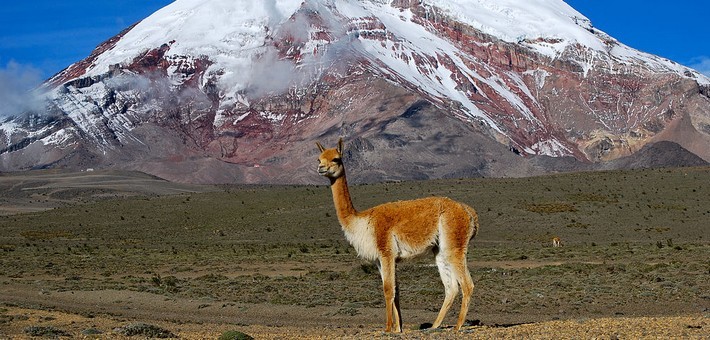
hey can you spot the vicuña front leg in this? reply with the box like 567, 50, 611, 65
379, 256, 402, 332
394, 279, 402, 332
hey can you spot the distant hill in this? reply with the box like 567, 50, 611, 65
604, 141, 709, 170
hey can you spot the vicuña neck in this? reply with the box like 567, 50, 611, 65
330, 173, 357, 225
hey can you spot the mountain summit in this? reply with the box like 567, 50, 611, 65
2, 0, 709, 183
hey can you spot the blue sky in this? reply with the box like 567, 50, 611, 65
1, 0, 708, 88
566, 0, 709, 74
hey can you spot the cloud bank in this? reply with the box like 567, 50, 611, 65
0, 61, 46, 117
241, 0, 353, 99
688, 56, 710, 77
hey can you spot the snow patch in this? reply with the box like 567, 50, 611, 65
531, 138, 571, 157
0, 119, 20, 145
260, 111, 285, 123
41, 128, 76, 147
523, 69, 550, 90
235, 112, 251, 123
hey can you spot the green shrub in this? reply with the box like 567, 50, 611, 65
219, 330, 254, 340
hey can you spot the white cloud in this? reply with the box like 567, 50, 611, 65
0, 60, 46, 117
688, 56, 710, 77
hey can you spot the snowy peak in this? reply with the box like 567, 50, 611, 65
73, 0, 707, 83
87, 0, 294, 73
415, 0, 603, 52
65, 0, 709, 101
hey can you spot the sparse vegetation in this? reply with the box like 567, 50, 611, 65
24, 325, 70, 337
0, 167, 708, 337
219, 330, 254, 340
113, 323, 176, 338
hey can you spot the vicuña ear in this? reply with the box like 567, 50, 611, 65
316, 141, 325, 152
337, 138, 344, 154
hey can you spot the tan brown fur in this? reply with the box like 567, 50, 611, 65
552, 236, 562, 247
316, 138, 479, 332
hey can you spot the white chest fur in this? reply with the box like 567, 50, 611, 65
343, 217, 379, 261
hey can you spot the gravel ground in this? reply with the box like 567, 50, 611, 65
1, 306, 707, 339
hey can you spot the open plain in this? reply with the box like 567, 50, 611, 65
0, 168, 708, 338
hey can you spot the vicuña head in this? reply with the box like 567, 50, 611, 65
316, 138, 480, 333
316, 138, 345, 180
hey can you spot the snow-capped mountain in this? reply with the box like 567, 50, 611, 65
1, 0, 709, 183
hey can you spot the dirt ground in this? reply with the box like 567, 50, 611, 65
1, 288, 707, 339
1, 168, 709, 338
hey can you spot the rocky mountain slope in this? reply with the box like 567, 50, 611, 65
1, 0, 708, 183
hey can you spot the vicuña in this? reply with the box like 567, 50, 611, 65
552, 236, 562, 247
316, 138, 480, 332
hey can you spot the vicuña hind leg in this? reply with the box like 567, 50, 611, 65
453, 259, 474, 330
432, 253, 458, 329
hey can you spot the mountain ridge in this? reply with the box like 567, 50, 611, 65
1, 0, 708, 183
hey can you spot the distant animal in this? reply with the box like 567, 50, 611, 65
316, 138, 480, 332
552, 236, 562, 247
